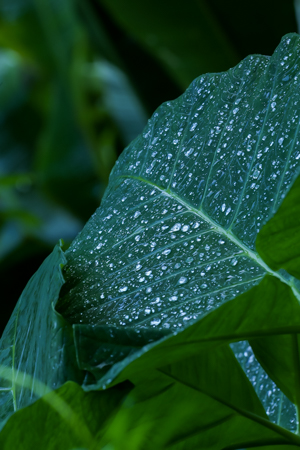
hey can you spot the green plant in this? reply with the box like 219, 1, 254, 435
1, 32, 300, 449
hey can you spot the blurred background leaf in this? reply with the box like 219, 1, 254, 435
0, 0, 298, 336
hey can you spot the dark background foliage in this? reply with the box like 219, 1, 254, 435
0, 0, 298, 336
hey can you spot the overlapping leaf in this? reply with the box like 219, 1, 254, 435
2, 32, 300, 447
0, 380, 130, 450
100, 349, 300, 450
0, 243, 82, 429
57, 32, 300, 361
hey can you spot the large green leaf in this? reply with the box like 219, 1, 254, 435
72, 275, 300, 375
73, 276, 300, 430
57, 32, 300, 337
0, 243, 82, 429
100, 349, 300, 450
54, 35, 300, 435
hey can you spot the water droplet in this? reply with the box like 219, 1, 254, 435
170, 295, 178, 301
171, 223, 181, 232
134, 211, 141, 219
162, 249, 171, 255
178, 276, 188, 284
184, 148, 194, 157
135, 235, 141, 242
119, 286, 128, 292
151, 318, 161, 326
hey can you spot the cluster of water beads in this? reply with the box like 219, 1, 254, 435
232, 341, 298, 432
60, 175, 267, 329
56, 36, 300, 429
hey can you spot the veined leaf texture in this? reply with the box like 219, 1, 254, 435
1, 33, 300, 440
58, 34, 300, 328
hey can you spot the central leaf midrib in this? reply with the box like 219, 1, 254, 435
115, 175, 299, 298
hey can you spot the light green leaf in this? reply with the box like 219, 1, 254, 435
101, 349, 300, 450
0, 243, 82, 429
0, 380, 131, 450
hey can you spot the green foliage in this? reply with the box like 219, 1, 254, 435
0, 380, 131, 449
1, 32, 300, 449
0, 242, 82, 429
0, 0, 298, 336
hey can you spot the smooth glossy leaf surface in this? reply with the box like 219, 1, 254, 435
101, 350, 300, 450
0, 243, 82, 429
256, 174, 300, 278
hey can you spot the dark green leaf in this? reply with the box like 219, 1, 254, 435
0, 243, 82, 429
250, 334, 300, 408
101, 349, 300, 450
256, 174, 300, 279
98, 0, 239, 87
75, 274, 300, 428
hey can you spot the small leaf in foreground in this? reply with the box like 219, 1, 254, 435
0, 380, 131, 450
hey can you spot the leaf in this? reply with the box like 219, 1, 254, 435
256, 174, 300, 279
0, 242, 83, 429
0, 380, 131, 450
98, 0, 239, 88
86, 60, 148, 145
101, 349, 300, 450
74, 275, 300, 431
57, 33, 300, 354
231, 340, 298, 431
